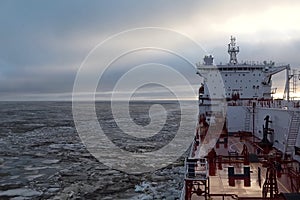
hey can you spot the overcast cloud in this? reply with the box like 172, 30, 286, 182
1, 0, 300, 100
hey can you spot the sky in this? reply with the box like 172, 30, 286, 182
1, 0, 300, 100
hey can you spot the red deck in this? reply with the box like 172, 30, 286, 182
183, 134, 300, 200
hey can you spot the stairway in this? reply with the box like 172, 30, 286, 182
285, 111, 300, 158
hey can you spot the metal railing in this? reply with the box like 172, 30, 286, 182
185, 158, 208, 180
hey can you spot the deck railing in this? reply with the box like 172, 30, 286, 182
184, 157, 208, 180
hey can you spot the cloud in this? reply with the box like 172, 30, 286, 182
0, 1, 300, 100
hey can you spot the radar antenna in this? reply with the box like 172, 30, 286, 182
228, 36, 239, 65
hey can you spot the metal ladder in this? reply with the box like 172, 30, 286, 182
285, 111, 300, 158
244, 107, 251, 132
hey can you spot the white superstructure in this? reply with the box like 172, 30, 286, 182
197, 36, 300, 161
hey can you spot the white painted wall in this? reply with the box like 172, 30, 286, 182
226, 106, 247, 133
253, 108, 292, 152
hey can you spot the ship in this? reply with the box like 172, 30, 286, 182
181, 37, 300, 200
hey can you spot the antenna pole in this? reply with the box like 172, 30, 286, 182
287, 67, 290, 101
228, 36, 239, 65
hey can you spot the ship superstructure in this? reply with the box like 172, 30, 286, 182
182, 37, 300, 200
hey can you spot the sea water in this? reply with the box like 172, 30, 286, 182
0, 101, 196, 199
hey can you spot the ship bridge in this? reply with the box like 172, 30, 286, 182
196, 37, 290, 101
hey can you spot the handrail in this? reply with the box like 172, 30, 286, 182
184, 158, 208, 180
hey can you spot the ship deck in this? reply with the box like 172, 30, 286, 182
188, 135, 300, 200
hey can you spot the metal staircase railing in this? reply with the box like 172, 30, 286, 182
284, 111, 300, 159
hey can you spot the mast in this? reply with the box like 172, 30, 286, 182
286, 67, 290, 101
228, 36, 239, 65
283, 65, 291, 101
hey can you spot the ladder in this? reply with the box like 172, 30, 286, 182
285, 111, 300, 158
244, 107, 251, 132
